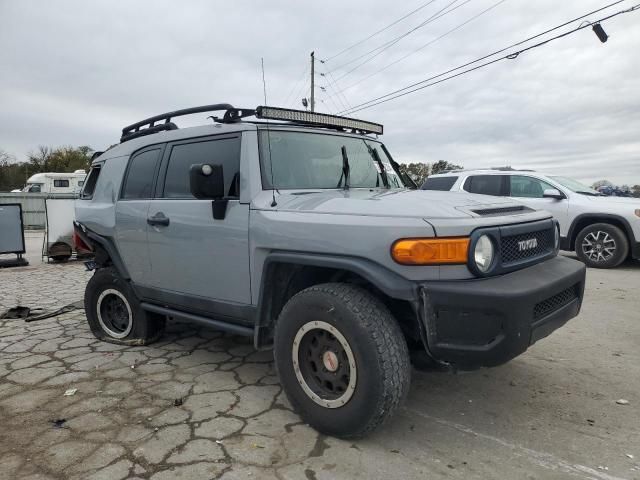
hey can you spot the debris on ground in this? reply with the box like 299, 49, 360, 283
626, 454, 635, 459
616, 399, 630, 405
173, 397, 184, 407
0, 306, 31, 319
24, 301, 83, 323
64, 388, 78, 396
51, 419, 67, 428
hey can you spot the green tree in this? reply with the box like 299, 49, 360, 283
430, 160, 463, 175
400, 162, 430, 185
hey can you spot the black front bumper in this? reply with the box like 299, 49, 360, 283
420, 256, 586, 369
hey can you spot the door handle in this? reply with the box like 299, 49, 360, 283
147, 213, 170, 227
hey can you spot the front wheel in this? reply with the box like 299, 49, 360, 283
274, 283, 411, 438
575, 223, 628, 269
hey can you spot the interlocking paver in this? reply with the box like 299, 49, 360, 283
2, 240, 640, 479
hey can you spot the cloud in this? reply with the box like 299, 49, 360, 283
0, 0, 638, 185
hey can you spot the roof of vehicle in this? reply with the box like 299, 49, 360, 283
26, 171, 87, 181
430, 168, 541, 177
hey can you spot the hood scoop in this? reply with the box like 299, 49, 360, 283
471, 205, 533, 216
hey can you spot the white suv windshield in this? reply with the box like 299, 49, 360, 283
549, 176, 600, 195
259, 130, 404, 189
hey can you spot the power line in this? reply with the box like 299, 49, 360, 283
328, 0, 508, 99
281, 64, 309, 107
327, 0, 469, 78
339, 1, 636, 115
323, 70, 354, 110
322, 0, 439, 63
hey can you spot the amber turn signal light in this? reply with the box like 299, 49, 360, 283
391, 237, 470, 265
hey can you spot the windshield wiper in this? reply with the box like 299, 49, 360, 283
368, 145, 389, 188
337, 145, 350, 190
576, 191, 602, 196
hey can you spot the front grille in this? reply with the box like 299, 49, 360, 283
501, 228, 554, 264
533, 285, 578, 320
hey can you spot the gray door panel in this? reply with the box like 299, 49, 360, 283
147, 200, 251, 305
115, 200, 152, 284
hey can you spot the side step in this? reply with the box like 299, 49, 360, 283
141, 303, 253, 337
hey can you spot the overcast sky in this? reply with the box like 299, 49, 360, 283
1, 0, 638, 185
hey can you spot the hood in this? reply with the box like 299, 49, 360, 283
272, 189, 527, 219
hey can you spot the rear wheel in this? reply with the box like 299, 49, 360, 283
85, 267, 165, 345
274, 283, 411, 438
575, 223, 628, 269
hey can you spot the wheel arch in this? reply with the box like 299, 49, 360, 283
567, 213, 635, 252
253, 252, 420, 349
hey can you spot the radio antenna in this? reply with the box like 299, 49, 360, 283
261, 57, 277, 207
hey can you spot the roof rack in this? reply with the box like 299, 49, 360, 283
120, 104, 235, 143
438, 167, 536, 174
120, 104, 383, 143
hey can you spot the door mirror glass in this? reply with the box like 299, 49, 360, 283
543, 188, 564, 200
190, 164, 225, 199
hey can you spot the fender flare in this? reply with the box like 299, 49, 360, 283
566, 213, 636, 249
86, 231, 131, 280
253, 251, 419, 349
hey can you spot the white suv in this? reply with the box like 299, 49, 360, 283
423, 169, 640, 268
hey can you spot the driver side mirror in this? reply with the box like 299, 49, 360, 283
543, 188, 564, 200
190, 164, 225, 199
190, 164, 228, 220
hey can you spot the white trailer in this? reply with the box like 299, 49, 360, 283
20, 170, 87, 194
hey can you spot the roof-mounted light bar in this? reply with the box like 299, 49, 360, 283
255, 106, 383, 135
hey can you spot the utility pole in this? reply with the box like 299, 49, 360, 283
310, 51, 315, 112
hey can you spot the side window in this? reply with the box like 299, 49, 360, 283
122, 149, 161, 199
509, 175, 554, 198
163, 137, 241, 198
54, 179, 69, 188
81, 166, 101, 199
421, 176, 458, 191
464, 175, 505, 196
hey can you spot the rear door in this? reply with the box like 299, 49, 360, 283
114, 145, 164, 286
146, 134, 251, 306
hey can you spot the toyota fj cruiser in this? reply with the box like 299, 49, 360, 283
74, 104, 586, 438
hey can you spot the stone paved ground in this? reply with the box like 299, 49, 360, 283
1, 236, 640, 479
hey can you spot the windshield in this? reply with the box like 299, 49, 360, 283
549, 176, 600, 195
25, 183, 43, 193
259, 130, 405, 190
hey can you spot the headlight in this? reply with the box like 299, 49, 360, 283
635, 209, 640, 218
554, 224, 560, 250
474, 235, 495, 273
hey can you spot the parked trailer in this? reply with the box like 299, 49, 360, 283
17, 170, 87, 195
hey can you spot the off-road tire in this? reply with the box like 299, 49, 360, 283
84, 267, 165, 345
274, 283, 411, 438
575, 223, 628, 269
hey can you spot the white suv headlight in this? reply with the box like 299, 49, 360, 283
474, 235, 495, 273
554, 224, 560, 250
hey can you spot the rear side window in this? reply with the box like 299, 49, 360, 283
162, 136, 241, 198
464, 175, 506, 196
81, 166, 101, 199
122, 149, 162, 199
421, 176, 458, 191
54, 179, 69, 188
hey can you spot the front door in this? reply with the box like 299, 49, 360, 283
508, 175, 570, 232
146, 134, 251, 306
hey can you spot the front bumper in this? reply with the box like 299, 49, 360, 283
420, 256, 586, 369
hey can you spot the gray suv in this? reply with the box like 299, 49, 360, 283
74, 104, 586, 438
